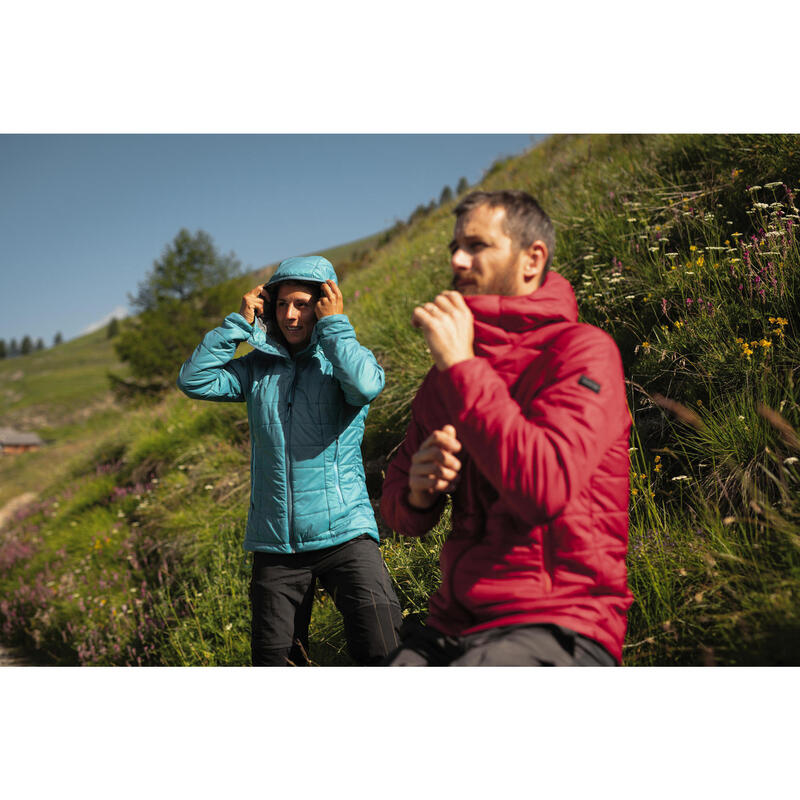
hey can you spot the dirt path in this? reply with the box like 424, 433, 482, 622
0, 491, 38, 530
0, 493, 39, 665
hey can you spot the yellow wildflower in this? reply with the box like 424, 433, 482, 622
760, 339, 771, 348
689, 245, 697, 252
675, 321, 684, 328
631, 489, 639, 496
642, 341, 651, 349
696, 255, 705, 267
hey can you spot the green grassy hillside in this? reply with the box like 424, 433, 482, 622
2, 134, 799, 666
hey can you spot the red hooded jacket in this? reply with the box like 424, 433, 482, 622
380, 271, 633, 663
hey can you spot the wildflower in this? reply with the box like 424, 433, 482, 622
225, 623, 233, 631
722, 516, 736, 525
754, 202, 770, 209
764, 181, 782, 189
625, 295, 635, 300
760, 339, 771, 348
732, 232, 742, 238
674, 321, 684, 328
639, 473, 646, 481
642, 342, 651, 350
671, 475, 690, 482
696, 256, 704, 267
784, 457, 799, 466
204, 484, 214, 491
689, 245, 697, 251
628, 447, 638, 454
748, 185, 762, 192
631, 489, 639, 496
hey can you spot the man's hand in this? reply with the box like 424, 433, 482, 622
411, 290, 475, 371
315, 279, 344, 319
407, 424, 462, 509
239, 285, 269, 324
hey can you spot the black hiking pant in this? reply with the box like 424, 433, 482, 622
384, 618, 617, 666
250, 534, 402, 666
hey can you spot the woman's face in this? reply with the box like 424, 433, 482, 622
275, 283, 317, 353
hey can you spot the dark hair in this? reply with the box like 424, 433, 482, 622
454, 190, 555, 272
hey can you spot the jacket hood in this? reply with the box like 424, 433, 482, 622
463, 271, 578, 350
250, 256, 337, 358
266, 255, 338, 287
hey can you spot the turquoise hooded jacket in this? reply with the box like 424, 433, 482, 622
177, 256, 384, 553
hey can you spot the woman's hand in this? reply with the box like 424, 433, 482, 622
315, 280, 344, 318
239, 285, 269, 324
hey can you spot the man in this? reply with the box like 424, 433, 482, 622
380, 191, 632, 666
178, 255, 401, 666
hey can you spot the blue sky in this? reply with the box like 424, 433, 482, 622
0, 134, 541, 346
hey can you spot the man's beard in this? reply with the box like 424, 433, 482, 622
451, 260, 520, 296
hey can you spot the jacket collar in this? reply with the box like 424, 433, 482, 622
463, 271, 578, 350
248, 316, 320, 361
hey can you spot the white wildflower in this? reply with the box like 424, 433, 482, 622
625, 295, 635, 300
648, 247, 659, 253
764, 181, 783, 189
671, 475, 690, 482
754, 202, 770, 209
784, 457, 799, 466
748, 185, 762, 191
204, 484, 214, 491
627, 218, 637, 223
583, 254, 595, 260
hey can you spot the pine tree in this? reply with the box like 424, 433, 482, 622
106, 317, 120, 339
21, 336, 33, 355
35, 338, 45, 351
0, 339, 6, 359
439, 185, 453, 206
10, 338, 19, 357
53, 332, 63, 346
456, 177, 469, 194
112, 228, 242, 392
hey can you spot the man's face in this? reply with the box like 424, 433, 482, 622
449, 204, 527, 296
276, 283, 316, 353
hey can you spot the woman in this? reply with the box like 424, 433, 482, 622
177, 255, 401, 665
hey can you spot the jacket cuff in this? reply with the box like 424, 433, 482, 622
396, 489, 448, 536
315, 314, 351, 336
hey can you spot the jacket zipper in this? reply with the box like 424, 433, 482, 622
286, 364, 298, 552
